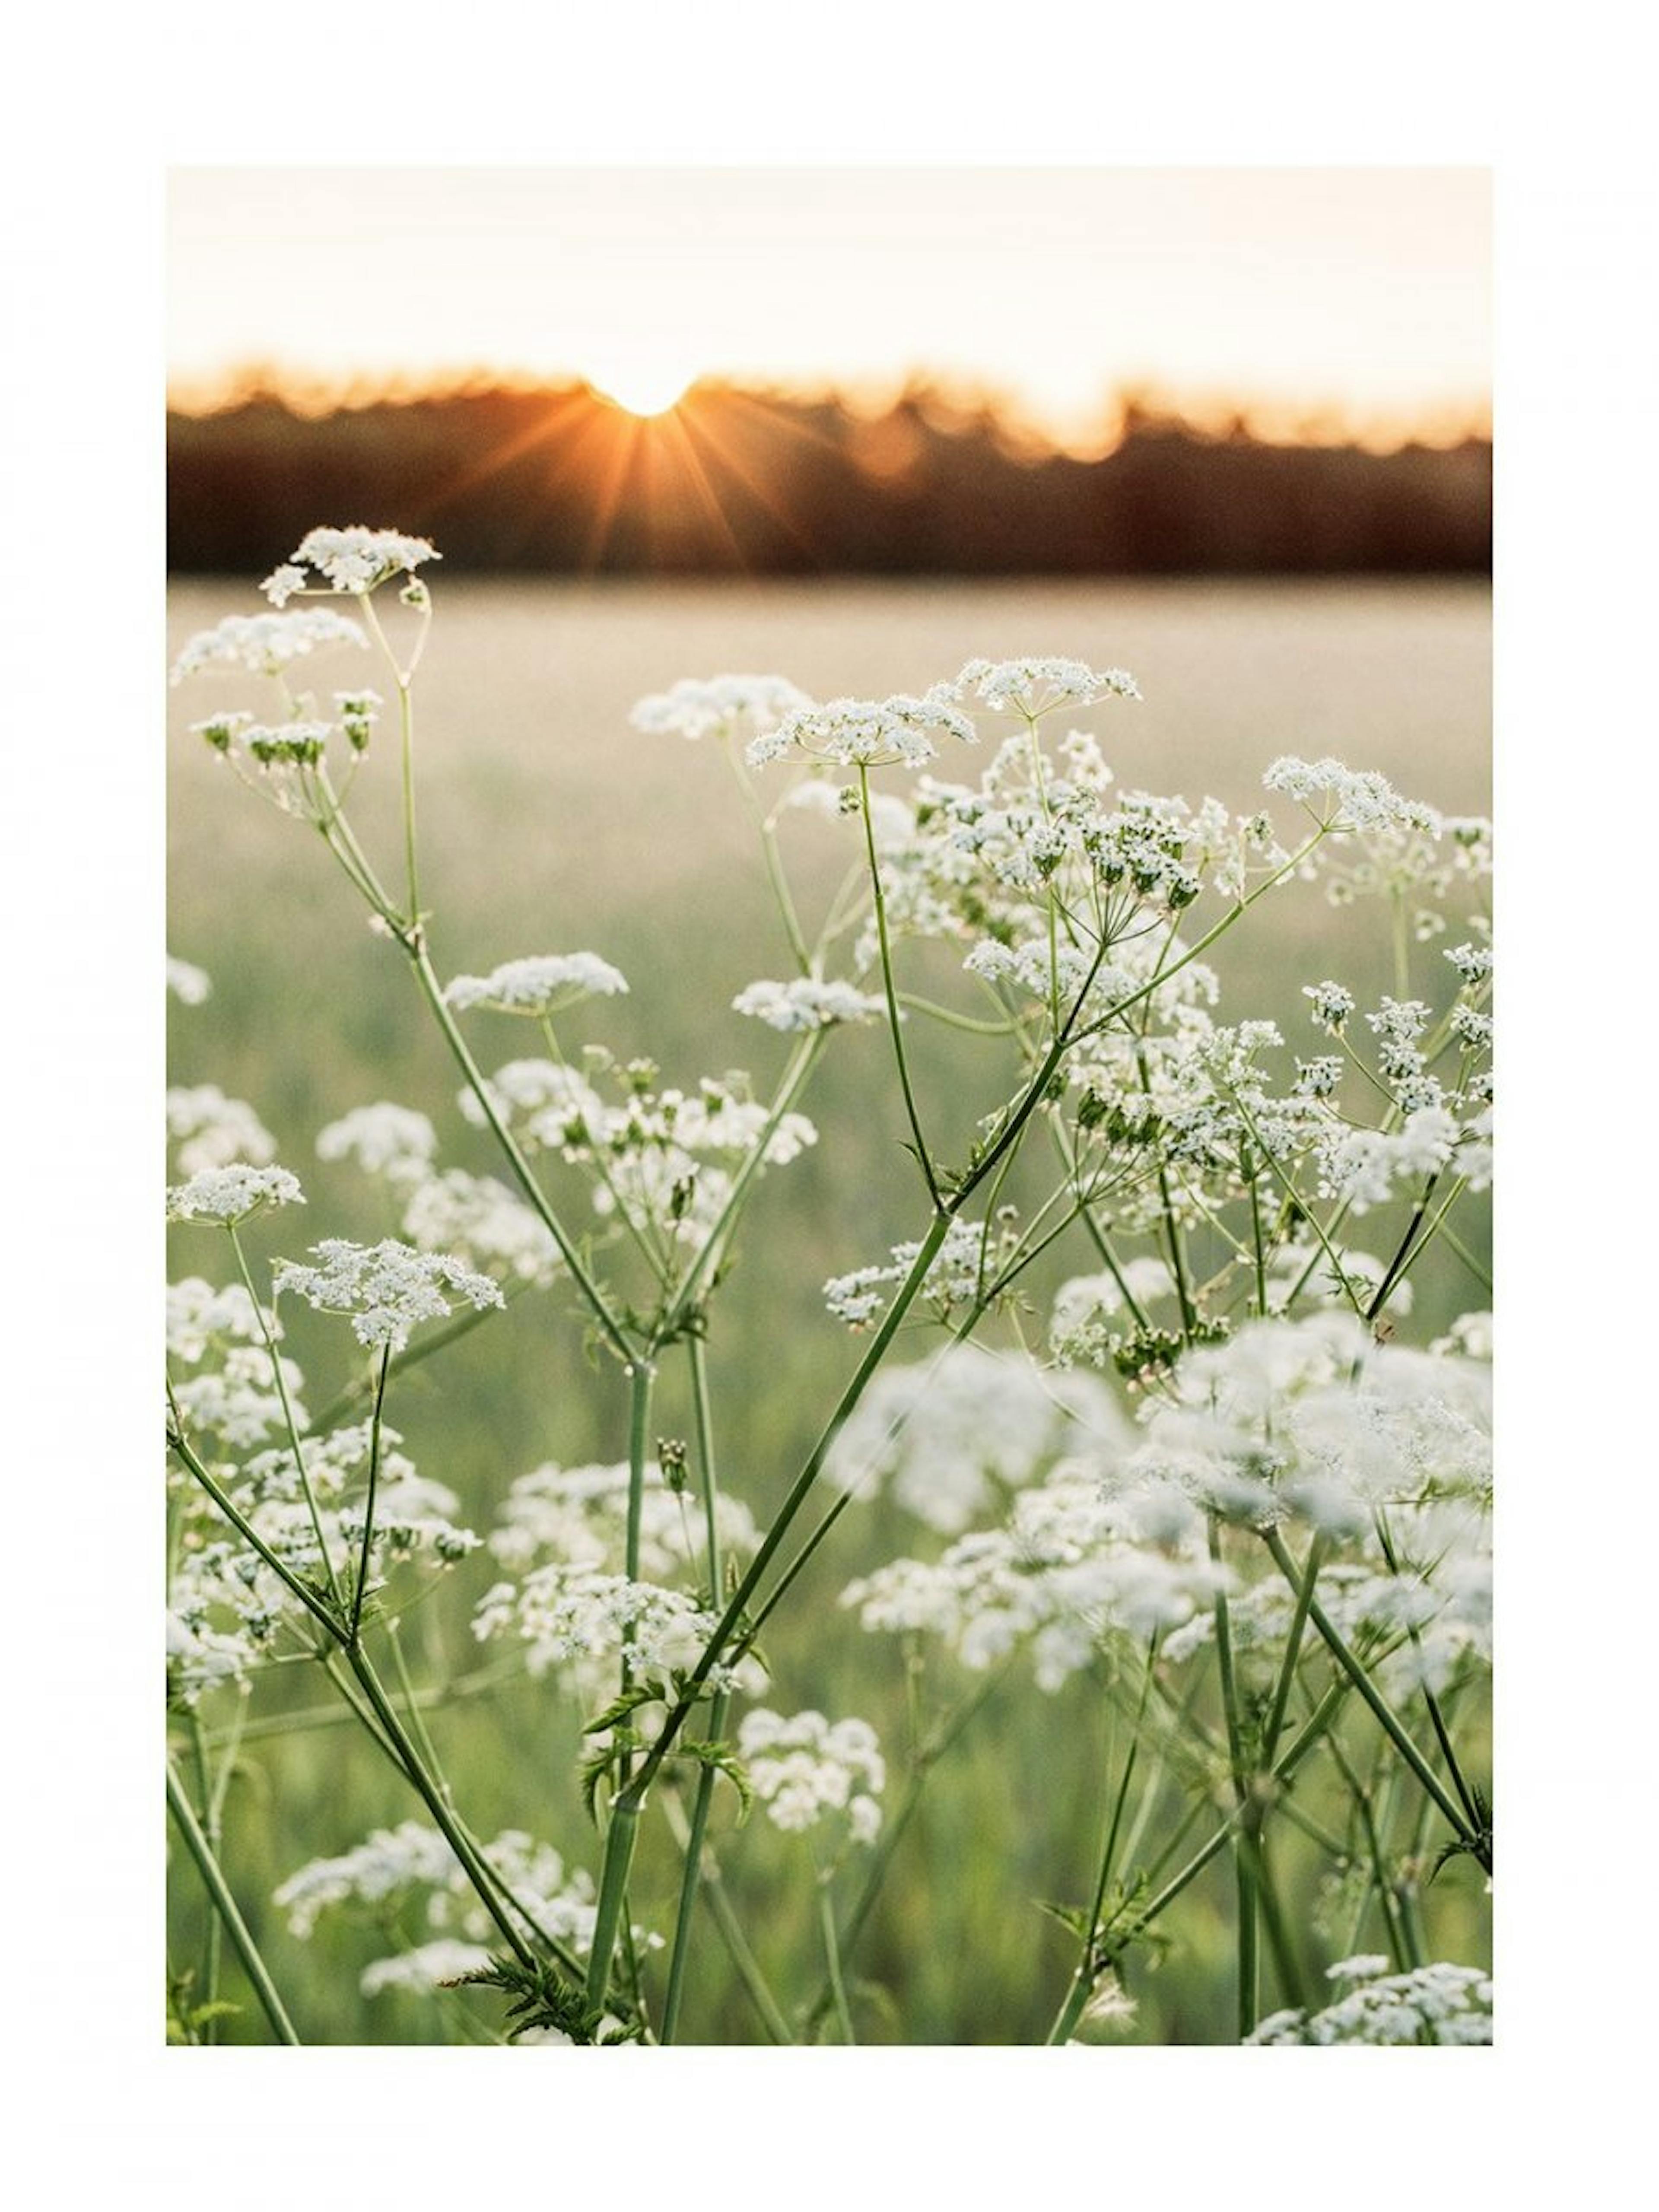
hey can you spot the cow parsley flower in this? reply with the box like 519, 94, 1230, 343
1049, 1262, 1176, 1367
732, 977, 889, 1032
1446, 940, 1494, 984
275, 1823, 602, 1964
737, 1710, 885, 1841
444, 953, 629, 1017
167, 954, 211, 1005
956, 656, 1141, 717
747, 686, 976, 772
399, 1170, 561, 1287
824, 1343, 1125, 1534
473, 1566, 730, 1692
1303, 981, 1356, 1034
273, 1238, 503, 1351
316, 1102, 439, 1185
167, 1087, 278, 1177
170, 607, 369, 682
359, 1939, 494, 1999
1263, 756, 1437, 835
629, 674, 813, 743
264, 526, 440, 601
824, 1217, 1007, 1328
487, 1459, 758, 1583
1246, 1958, 1492, 2046
166, 1277, 307, 1451
167, 1163, 305, 1226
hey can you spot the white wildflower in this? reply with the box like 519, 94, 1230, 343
488, 1459, 758, 1583
748, 686, 976, 772
444, 953, 629, 1017
317, 1102, 439, 1185
400, 1170, 560, 1286
170, 607, 368, 682
273, 1238, 503, 1351
264, 526, 439, 601
956, 656, 1140, 716
824, 1343, 1125, 1534
738, 1710, 885, 1840
732, 977, 889, 1032
1246, 1958, 1492, 2046
1049, 1262, 1176, 1366
1303, 980, 1355, 1034
166, 955, 211, 1005
629, 673, 812, 743
359, 1940, 494, 1998
167, 1087, 277, 1176
473, 1566, 728, 1692
1264, 756, 1438, 835
167, 1163, 304, 1226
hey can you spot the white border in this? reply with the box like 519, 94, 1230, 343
3, 1, 1649, 2194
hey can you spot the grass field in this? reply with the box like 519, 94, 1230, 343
167, 575, 1492, 2044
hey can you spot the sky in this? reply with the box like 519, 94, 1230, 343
167, 166, 1490, 451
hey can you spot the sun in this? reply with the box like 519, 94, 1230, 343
586, 358, 698, 419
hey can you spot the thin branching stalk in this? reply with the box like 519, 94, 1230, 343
166, 1764, 300, 2046
859, 762, 944, 1213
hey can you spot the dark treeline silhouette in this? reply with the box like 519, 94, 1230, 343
168, 380, 1491, 578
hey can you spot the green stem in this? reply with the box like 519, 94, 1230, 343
659, 1692, 728, 2045
1262, 1532, 1326, 1766
859, 763, 943, 1212
623, 1361, 656, 1587
1328, 1732, 1413, 1970
818, 1879, 857, 2044
659, 1790, 793, 2044
1439, 1220, 1493, 1294
1046, 1640, 1157, 2044
166, 1764, 299, 2045
226, 1225, 343, 1602
1365, 1172, 1441, 1321
188, 1714, 223, 2041
584, 1214, 954, 2018
1261, 1529, 1485, 1865
357, 590, 421, 924
165, 1412, 340, 1640
343, 1643, 538, 1970
725, 739, 813, 974
655, 1030, 824, 1342
688, 1334, 722, 1595
404, 940, 637, 1364
584, 1801, 641, 2012
350, 1344, 392, 1643
801, 1667, 1004, 2038
658, 1337, 727, 2046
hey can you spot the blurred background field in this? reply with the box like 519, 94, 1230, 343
168, 571, 1492, 2044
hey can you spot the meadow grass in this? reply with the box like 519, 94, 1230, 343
168, 574, 1491, 2044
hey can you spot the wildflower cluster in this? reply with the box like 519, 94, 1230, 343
1247, 1956, 1493, 2046
263, 526, 439, 602
316, 1102, 560, 1288
737, 1710, 885, 1843
167, 529, 1491, 2050
630, 673, 812, 744
273, 1238, 504, 1353
274, 1820, 605, 1996
465, 1049, 817, 1253
166, 1399, 478, 1701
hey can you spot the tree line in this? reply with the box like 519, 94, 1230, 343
168, 381, 1491, 577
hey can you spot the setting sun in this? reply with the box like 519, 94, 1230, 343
586, 360, 697, 418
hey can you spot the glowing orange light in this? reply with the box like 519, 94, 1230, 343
587, 361, 696, 419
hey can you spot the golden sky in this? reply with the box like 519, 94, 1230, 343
168, 167, 1490, 451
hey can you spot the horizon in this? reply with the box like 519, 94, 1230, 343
167, 167, 1491, 461
165, 362, 1492, 462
